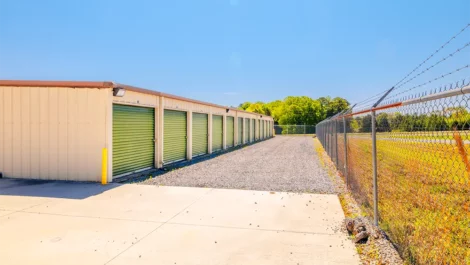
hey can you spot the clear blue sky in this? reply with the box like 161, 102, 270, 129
1, 0, 469, 107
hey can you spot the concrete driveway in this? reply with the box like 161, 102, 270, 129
0, 179, 359, 265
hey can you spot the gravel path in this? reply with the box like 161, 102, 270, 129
142, 136, 336, 193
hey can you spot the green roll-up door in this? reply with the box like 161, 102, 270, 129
270, 121, 273, 136
192, 113, 208, 157
264, 120, 266, 138
258, 120, 261, 140
164, 110, 187, 164
244, 118, 249, 144
113, 104, 155, 177
261, 121, 264, 139
251, 119, 254, 142
265, 121, 268, 138
268, 121, 271, 137
267, 121, 269, 137
226, 116, 234, 148
254, 120, 257, 140
237, 117, 243, 145
212, 115, 223, 151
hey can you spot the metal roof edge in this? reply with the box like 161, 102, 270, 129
0, 80, 273, 120
0, 80, 113, 88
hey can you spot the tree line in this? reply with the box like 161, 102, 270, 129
238, 96, 350, 126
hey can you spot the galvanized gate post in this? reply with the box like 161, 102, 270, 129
371, 110, 378, 226
343, 116, 348, 188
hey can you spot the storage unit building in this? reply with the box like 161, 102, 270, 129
0, 80, 274, 182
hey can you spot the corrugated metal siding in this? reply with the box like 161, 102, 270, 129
192, 112, 208, 157
113, 90, 157, 107
237, 117, 243, 145
164, 110, 187, 164
244, 118, 249, 144
113, 104, 155, 176
226, 116, 234, 148
165, 98, 212, 114
0, 86, 108, 181
212, 115, 223, 151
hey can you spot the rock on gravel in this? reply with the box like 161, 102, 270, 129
141, 136, 336, 193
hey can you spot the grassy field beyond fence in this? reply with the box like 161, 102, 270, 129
339, 133, 470, 264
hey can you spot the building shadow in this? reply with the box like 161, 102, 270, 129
0, 178, 119, 200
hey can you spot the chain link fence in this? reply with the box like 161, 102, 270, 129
273, 125, 316, 135
316, 83, 470, 264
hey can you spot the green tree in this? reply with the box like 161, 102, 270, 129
444, 107, 470, 130
318, 97, 350, 118
239, 95, 349, 126
238, 102, 252, 110
376, 113, 390, 132
245, 101, 266, 114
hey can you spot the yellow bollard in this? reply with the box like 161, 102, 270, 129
101, 148, 108, 185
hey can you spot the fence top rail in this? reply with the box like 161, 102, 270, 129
332, 84, 470, 120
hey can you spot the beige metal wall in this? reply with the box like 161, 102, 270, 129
0, 86, 110, 181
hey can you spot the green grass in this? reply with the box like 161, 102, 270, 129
348, 131, 470, 141
344, 137, 470, 264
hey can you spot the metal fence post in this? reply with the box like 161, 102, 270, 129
369, 87, 394, 227
371, 110, 378, 226
335, 119, 338, 166
343, 116, 348, 188
329, 122, 332, 157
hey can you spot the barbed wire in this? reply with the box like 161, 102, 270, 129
392, 23, 470, 88
381, 77, 470, 105
353, 94, 384, 109
393, 41, 470, 90
348, 22, 470, 111
380, 64, 470, 104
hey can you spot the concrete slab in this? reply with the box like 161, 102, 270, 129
0, 179, 118, 211
108, 223, 359, 265
0, 181, 360, 265
0, 195, 53, 211
0, 212, 160, 265
28, 185, 211, 222
170, 189, 344, 234
0, 210, 13, 217
0, 179, 117, 199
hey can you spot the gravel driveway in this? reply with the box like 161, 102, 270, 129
142, 136, 336, 193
